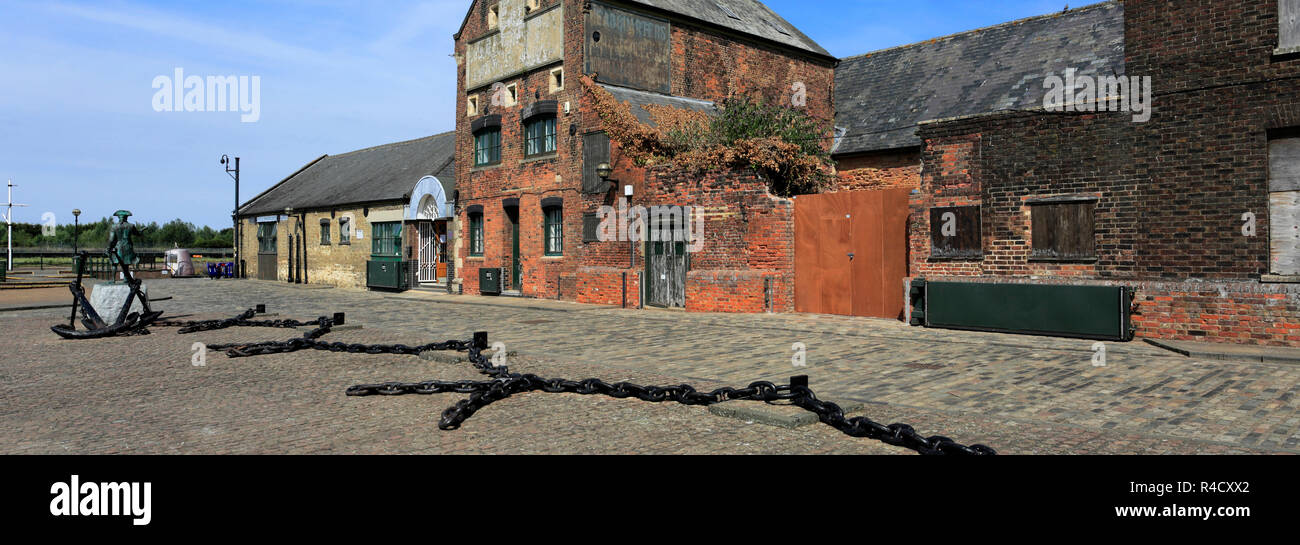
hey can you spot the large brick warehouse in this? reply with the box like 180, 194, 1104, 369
238, 0, 1300, 348
451, 0, 835, 312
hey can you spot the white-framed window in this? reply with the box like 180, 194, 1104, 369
488, 5, 499, 30
467, 95, 479, 116
504, 83, 518, 107
549, 67, 564, 93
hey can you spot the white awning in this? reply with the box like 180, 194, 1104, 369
405, 176, 453, 220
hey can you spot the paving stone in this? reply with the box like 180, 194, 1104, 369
709, 400, 865, 429
1, 277, 1296, 454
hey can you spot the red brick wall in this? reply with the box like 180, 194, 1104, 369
671, 22, 835, 122
834, 149, 922, 191
645, 166, 795, 313
575, 267, 641, 307
456, 0, 588, 298
906, 0, 1300, 346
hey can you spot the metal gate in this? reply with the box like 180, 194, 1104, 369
418, 222, 437, 283
646, 240, 687, 308
794, 189, 910, 319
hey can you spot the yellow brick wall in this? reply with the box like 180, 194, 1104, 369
239, 204, 406, 289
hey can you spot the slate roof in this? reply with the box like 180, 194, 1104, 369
602, 84, 717, 126
833, 1, 1125, 156
625, 0, 831, 58
239, 132, 457, 216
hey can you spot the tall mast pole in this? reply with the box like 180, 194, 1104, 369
5, 180, 30, 271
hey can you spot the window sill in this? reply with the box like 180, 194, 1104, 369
1273, 46, 1300, 59
521, 153, 558, 164
471, 163, 502, 173
543, 255, 564, 259
1028, 257, 1099, 264
928, 254, 983, 262
524, 2, 560, 21
1262, 275, 1300, 284
467, 29, 500, 45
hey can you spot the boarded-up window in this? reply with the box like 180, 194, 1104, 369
1030, 200, 1096, 260
1270, 136, 1300, 275
1282, 0, 1300, 52
582, 132, 611, 194
930, 206, 982, 259
585, 3, 671, 93
583, 213, 601, 243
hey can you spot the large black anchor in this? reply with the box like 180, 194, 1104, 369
50, 250, 163, 339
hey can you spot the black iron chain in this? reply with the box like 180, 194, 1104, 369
163, 310, 996, 455
153, 309, 330, 334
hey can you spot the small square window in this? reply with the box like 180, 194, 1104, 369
338, 217, 351, 245
467, 95, 479, 116
504, 83, 518, 107
549, 68, 564, 93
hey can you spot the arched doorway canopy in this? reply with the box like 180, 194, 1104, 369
406, 176, 452, 220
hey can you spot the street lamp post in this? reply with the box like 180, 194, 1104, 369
221, 155, 241, 277
72, 209, 81, 257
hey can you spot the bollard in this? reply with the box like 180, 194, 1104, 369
473, 331, 488, 350
790, 375, 809, 389
333, 312, 345, 326
255, 304, 266, 314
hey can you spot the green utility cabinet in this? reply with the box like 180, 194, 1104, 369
479, 267, 502, 295
910, 279, 1136, 342
367, 260, 414, 291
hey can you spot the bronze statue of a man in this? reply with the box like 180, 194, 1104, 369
107, 210, 140, 267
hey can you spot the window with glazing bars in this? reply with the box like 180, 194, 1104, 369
525, 117, 557, 156
469, 213, 484, 256
474, 129, 501, 166
544, 206, 563, 256
257, 222, 277, 253
370, 222, 402, 259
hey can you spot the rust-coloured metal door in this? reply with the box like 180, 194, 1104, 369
795, 189, 910, 320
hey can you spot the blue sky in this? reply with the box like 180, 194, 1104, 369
0, 0, 1074, 228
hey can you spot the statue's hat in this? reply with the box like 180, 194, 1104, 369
113, 210, 132, 219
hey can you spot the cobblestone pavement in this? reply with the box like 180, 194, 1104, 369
1, 278, 1295, 454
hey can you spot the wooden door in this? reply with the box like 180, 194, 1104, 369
794, 189, 910, 319
646, 240, 686, 308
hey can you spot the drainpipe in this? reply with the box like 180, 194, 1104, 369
299, 212, 308, 284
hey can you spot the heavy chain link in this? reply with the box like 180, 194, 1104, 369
162, 309, 996, 455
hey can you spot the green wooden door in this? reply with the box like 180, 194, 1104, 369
509, 211, 521, 289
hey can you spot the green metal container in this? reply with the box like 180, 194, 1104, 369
479, 267, 501, 296
367, 260, 411, 291
914, 280, 1135, 342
